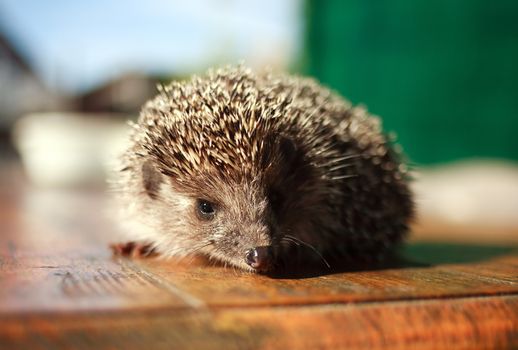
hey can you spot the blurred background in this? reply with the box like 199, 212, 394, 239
1, 0, 517, 244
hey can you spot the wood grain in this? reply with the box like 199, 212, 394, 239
1, 297, 517, 349
0, 165, 517, 349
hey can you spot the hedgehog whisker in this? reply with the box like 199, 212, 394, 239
183, 243, 213, 265
280, 237, 299, 246
329, 174, 358, 181
189, 242, 213, 254
282, 234, 330, 268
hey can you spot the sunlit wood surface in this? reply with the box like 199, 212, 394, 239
1, 166, 517, 349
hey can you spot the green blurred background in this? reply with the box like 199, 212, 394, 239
304, 0, 518, 164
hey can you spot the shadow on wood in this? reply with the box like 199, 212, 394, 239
265, 242, 516, 279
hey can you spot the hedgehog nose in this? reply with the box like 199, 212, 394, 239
245, 246, 271, 271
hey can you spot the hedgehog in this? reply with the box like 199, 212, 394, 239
112, 65, 413, 273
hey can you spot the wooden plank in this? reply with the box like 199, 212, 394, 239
1, 296, 517, 349
0, 256, 198, 312
135, 255, 518, 307
2, 245, 517, 311
2, 250, 517, 312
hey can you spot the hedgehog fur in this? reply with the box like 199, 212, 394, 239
114, 65, 413, 272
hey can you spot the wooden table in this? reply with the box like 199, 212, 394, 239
1, 168, 517, 349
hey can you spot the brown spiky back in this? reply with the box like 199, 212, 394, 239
127, 66, 393, 186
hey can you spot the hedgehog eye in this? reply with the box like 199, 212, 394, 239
196, 199, 216, 220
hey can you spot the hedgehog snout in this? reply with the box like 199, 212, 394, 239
245, 246, 273, 271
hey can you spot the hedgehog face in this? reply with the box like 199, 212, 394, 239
140, 136, 319, 272
187, 178, 275, 272
139, 160, 271, 269
179, 137, 317, 272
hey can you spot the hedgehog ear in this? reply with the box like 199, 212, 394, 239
142, 160, 163, 199
278, 136, 298, 166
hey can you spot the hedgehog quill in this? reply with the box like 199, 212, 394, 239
112, 66, 413, 273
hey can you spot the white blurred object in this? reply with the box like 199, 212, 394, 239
412, 160, 518, 243
13, 113, 130, 187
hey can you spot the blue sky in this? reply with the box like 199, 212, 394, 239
0, 0, 302, 93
